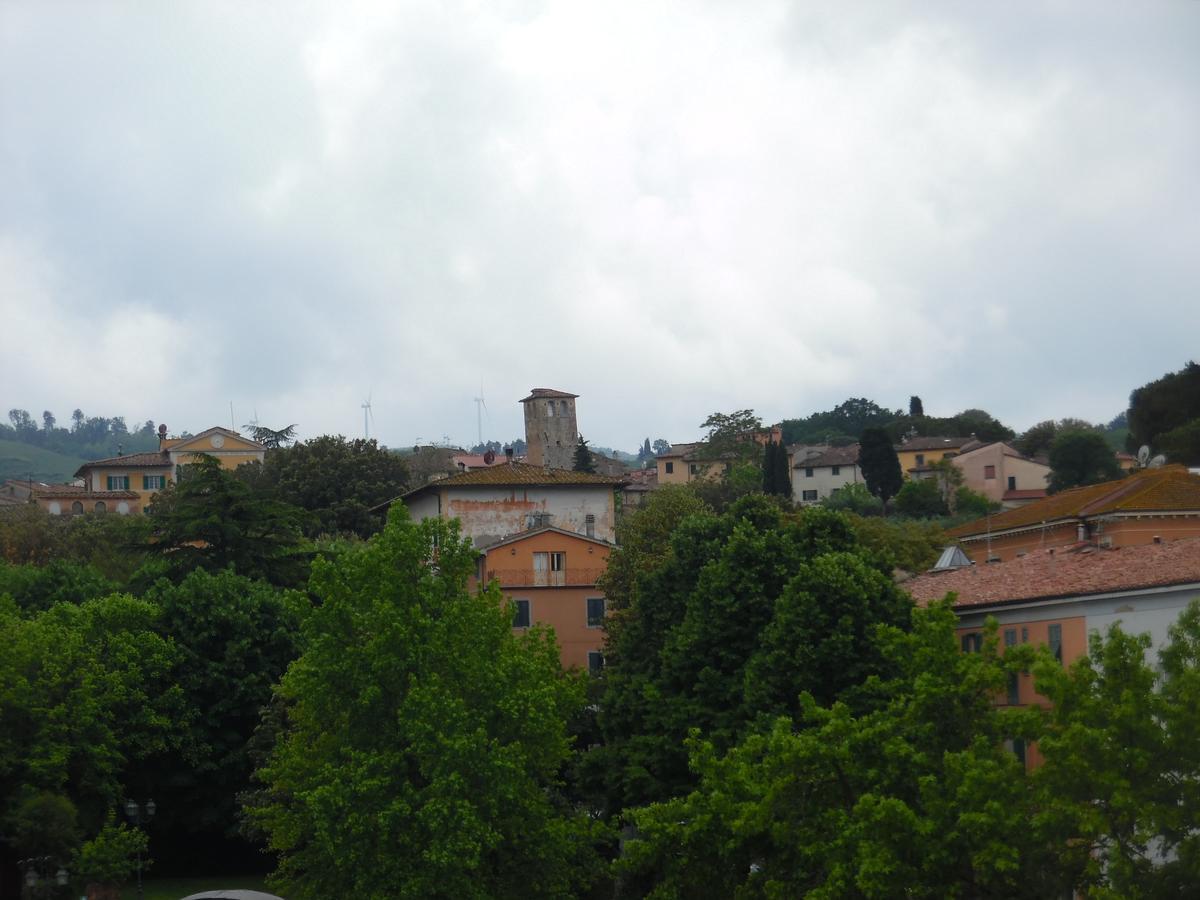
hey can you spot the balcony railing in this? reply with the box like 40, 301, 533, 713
485, 567, 607, 587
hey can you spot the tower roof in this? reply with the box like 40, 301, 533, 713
520, 388, 579, 402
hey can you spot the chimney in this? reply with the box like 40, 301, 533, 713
158, 423, 168, 448
505, 447, 514, 463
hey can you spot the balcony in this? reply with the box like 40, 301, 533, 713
485, 567, 607, 587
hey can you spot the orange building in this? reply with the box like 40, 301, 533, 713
947, 465, 1200, 563
475, 526, 611, 673
906, 537, 1200, 767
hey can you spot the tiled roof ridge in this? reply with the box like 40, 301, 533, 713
77, 450, 171, 468
520, 388, 579, 401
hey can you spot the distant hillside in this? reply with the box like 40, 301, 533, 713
0, 439, 88, 484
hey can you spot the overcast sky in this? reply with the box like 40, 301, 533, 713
3, 2, 1197, 452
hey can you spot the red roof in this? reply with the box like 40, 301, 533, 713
949, 466, 1200, 538
905, 537, 1200, 609
75, 451, 171, 475
1002, 488, 1048, 501
520, 388, 579, 402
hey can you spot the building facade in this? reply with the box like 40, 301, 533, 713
477, 526, 612, 672
399, 461, 623, 548
790, 444, 862, 504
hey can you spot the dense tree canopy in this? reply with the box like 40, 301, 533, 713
248, 509, 603, 899
574, 435, 597, 473
1047, 430, 1122, 493
148, 454, 309, 585
1128, 360, 1200, 452
585, 495, 912, 815
237, 435, 409, 538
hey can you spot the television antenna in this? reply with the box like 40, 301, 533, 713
362, 391, 374, 441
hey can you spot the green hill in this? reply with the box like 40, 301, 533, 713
0, 439, 88, 484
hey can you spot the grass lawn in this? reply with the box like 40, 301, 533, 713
136, 874, 271, 900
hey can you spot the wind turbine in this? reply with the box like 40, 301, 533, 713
362, 392, 375, 441
474, 386, 489, 449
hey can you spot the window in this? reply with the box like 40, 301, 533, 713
915, 454, 925, 466
587, 651, 605, 675
805, 467, 814, 477
831, 465, 840, 475
71, 501, 84, 515
1007, 476, 1016, 490
512, 599, 531, 628
546, 401, 555, 417
665, 461, 674, 474
984, 464, 996, 479
532, 552, 566, 586
143, 475, 165, 490
1010, 738, 1027, 767
1007, 672, 1020, 705
689, 463, 699, 475
1004, 628, 1017, 648
561, 400, 570, 415
587, 597, 605, 628
961, 632, 983, 653
94, 501, 107, 513
585, 514, 595, 538
801, 490, 818, 502
106, 475, 130, 490
1048, 623, 1063, 664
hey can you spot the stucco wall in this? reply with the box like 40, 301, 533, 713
792, 464, 861, 504
503, 586, 606, 670
409, 484, 616, 547
88, 467, 171, 500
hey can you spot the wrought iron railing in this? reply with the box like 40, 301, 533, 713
485, 567, 607, 587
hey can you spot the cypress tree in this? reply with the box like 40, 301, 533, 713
573, 436, 597, 473
858, 427, 903, 514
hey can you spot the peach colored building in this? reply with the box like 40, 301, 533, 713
947, 466, 1200, 563
1, 478, 141, 516
906, 537, 1200, 767
476, 526, 612, 672
949, 441, 1050, 507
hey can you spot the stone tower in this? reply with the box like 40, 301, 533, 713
521, 388, 579, 470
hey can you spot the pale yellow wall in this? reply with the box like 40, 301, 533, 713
897, 448, 957, 477
87, 467, 172, 501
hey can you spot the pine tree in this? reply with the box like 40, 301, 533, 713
909, 395, 925, 417
858, 427, 904, 514
573, 435, 597, 473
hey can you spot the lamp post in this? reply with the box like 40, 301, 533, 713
122, 799, 156, 900
17, 856, 69, 899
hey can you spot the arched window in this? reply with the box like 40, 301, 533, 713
47, 501, 62, 516
94, 501, 107, 513
116, 501, 130, 515
71, 501, 84, 515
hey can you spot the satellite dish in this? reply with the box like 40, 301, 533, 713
1149, 454, 1167, 468
1137, 445, 1151, 466
483, 449, 496, 465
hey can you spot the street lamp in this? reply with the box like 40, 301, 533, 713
122, 799, 156, 900
17, 856, 69, 898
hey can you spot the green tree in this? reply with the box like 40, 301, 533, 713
0, 594, 184, 848
846, 514, 946, 573
574, 435, 597, 473
909, 395, 924, 417
781, 398, 897, 446
652, 439, 671, 456
760, 440, 791, 499
138, 570, 305, 850
699, 410, 764, 461
244, 423, 297, 450
238, 435, 409, 538
1128, 361, 1200, 451
248, 509, 603, 899
1047, 430, 1122, 493
590, 497, 909, 814
147, 455, 308, 585
1158, 418, 1200, 465
821, 482, 883, 517
619, 601, 1058, 898
857, 427, 903, 514
893, 478, 948, 518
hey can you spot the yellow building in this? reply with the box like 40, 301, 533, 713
72, 426, 266, 511
895, 435, 979, 480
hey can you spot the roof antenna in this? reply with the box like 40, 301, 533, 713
230, 401, 236, 431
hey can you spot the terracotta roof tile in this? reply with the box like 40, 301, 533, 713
76, 451, 171, 472
519, 388, 579, 402
403, 462, 623, 497
794, 444, 860, 468
947, 467, 1200, 538
905, 536, 1200, 608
